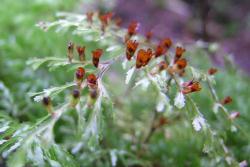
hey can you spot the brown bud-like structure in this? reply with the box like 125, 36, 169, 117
150, 61, 168, 75
87, 73, 98, 89
89, 88, 98, 99
208, 68, 218, 75
71, 89, 80, 107
126, 40, 139, 61
42, 96, 53, 114
158, 116, 168, 127
158, 61, 168, 72
87, 74, 99, 106
181, 81, 202, 94
128, 21, 139, 36
72, 89, 80, 99
87, 88, 99, 107
173, 58, 187, 71
175, 46, 186, 61
161, 38, 172, 49
127, 21, 139, 37
67, 42, 74, 63
75, 67, 85, 86
99, 12, 113, 32
76, 46, 85, 61
172, 56, 187, 76
136, 48, 153, 69
75, 67, 85, 79
221, 96, 233, 105
92, 49, 103, 68
155, 44, 166, 57
42, 96, 51, 106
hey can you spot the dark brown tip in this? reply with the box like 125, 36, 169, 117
72, 89, 80, 99
42, 96, 51, 106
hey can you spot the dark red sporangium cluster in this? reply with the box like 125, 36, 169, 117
92, 49, 103, 68
99, 12, 113, 32
86, 11, 203, 94
43, 11, 231, 111
76, 46, 85, 61
181, 80, 201, 94
73, 66, 98, 106
64, 39, 103, 107
126, 40, 139, 60
67, 41, 104, 67
39, 11, 237, 130
73, 66, 98, 107
122, 19, 203, 95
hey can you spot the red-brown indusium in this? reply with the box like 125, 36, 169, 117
92, 49, 103, 68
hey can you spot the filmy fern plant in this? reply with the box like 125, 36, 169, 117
0, 11, 248, 167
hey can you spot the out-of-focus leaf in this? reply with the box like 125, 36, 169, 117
27, 57, 90, 71
125, 67, 135, 84
28, 82, 75, 102
174, 92, 185, 109
0, 82, 17, 114
7, 148, 26, 167
43, 145, 80, 167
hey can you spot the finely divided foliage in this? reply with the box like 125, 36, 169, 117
0, 11, 248, 167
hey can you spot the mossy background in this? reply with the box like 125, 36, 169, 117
0, 0, 249, 166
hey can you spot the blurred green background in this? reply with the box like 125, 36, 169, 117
0, 0, 249, 166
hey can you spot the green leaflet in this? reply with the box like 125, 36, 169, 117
43, 145, 80, 167
28, 82, 75, 102
0, 82, 17, 114
0, 110, 78, 167
27, 57, 91, 71
7, 148, 26, 167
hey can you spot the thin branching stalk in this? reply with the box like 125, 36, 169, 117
206, 76, 250, 140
